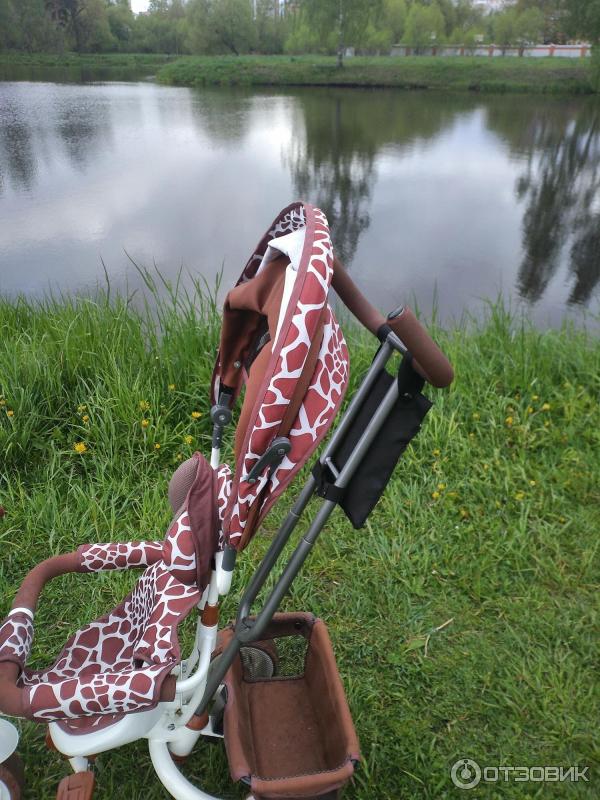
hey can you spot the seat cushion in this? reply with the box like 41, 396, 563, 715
20, 563, 200, 721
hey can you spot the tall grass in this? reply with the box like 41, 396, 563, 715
0, 280, 598, 798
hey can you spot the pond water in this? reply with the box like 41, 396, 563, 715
1, 74, 599, 327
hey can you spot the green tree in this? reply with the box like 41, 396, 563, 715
284, 16, 328, 54
301, 0, 375, 67
209, 0, 256, 55
107, 1, 135, 50
255, 0, 287, 54
184, 0, 211, 53
492, 8, 518, 51
403, 3, 445, 52
383, 0, 406, 43
515, 7, 544, 44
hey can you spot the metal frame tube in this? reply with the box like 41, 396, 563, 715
196, 341, 403, 716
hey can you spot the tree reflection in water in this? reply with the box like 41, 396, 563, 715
492, 100, 600, 306
285, 89, 470, 264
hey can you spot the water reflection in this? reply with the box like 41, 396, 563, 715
0, 95, 37, 193
487, 99, 600, 307
0, 78, 598, 325
286, 91, 476, 264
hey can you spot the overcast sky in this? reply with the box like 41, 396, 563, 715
131, 0, 149, 12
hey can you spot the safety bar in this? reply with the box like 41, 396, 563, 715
331, 257, 454, 388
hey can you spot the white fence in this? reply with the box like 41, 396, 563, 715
390, 44, 591, 58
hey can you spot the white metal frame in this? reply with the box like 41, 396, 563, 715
47, 560, 232, 799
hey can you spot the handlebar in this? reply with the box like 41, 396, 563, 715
331, 257, 453, 389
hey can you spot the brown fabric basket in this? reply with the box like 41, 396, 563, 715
222, 613, 360, 800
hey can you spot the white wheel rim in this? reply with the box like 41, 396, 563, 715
0, 777, 12, 800
0, 720, 18, 765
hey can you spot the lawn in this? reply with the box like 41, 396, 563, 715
157, 54, 595, 94
0, 279, 598, 799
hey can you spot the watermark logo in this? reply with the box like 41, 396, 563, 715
451, 759, 481, 789
450, 759, 590, 790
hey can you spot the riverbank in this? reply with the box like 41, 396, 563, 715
157, 54, 595, 93
0, 52, 174, 82
0, 52, 595, 93
1, 285, 597, 798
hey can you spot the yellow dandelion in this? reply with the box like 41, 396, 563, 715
141, 419, 149, 428
482, 463, 489, 471
541, 403, 551, 411
168, 384, 176, 391
527, 406, 534, 414
139, 400, 150, 412
459, 508, 469, 519
469, 432, 475, 439
184, 435, 193, 445
82, 414, 90, 424
432, 448, 441, 457
77, 404, 87, 413
532, 394, 539, 401
73, 442, 87, 454
472, 412, 480, 420
6, 409, 14, 417
431, 491, 440, 500
191, 411, 202, 419
505, 416, 513, 426
437, 483, 447, 490
175, 453, 183, 461
529, 480, 536, 486
559, 516, 566, 524
514, 491, 525, 501
154, 443, 161, 450
0, 399, 6, 406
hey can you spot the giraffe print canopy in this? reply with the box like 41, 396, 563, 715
211, 203, 350, 551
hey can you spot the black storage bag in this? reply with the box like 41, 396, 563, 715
316, 358, 432, 529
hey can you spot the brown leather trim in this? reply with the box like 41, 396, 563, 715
201, 604, 219, 626
331, 256, 453, 388
388, 306, 454, 388
13, 552, 84, 612
56, 770, 95, 800
186, 711, 209, 731
0, 660, 27, 717
250, 759, 354, 799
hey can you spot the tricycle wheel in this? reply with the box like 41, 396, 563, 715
0, 753, 24, 800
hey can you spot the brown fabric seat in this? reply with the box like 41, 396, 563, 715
222, 613, 360, 800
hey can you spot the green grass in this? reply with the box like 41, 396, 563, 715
0, 52, 175, 82
157, 54, 595, 94
0, 278, 599, 799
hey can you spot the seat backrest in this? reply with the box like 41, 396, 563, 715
163, 452, 218, 592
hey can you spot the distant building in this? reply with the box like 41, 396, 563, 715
472, 0, 516, 13
251, 0, 298, 17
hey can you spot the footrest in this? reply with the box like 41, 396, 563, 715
222, 613, 360, 800
56, 772, 95, 800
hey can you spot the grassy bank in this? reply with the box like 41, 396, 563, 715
157, 54, 595, 94
0, 52, 174, 82
0, 283, 599, 798
1, 52, 593, 93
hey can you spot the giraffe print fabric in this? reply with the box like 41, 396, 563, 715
212, 203, 350, 549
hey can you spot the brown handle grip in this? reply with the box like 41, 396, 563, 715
0, 661, 27, 717
331, 258, 453, 388
387, 306, 454, 388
